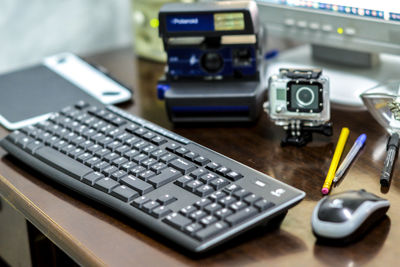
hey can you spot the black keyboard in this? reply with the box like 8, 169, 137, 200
0, 101, 305, 252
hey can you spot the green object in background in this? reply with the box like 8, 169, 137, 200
132, 0, 196, 62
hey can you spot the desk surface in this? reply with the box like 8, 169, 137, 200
0, 48, 399, 266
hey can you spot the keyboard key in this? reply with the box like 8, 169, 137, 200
225, 207, 258, 226
150, 149, 168, 160
133, 153, 148, 164
199, 173, 218, 184
189, 168, 208, 179
157, 194, 177, 205
85, 156, 101, 167
95, 148, 111, 158
139, 170, 156, 181
132, 196, 151, 208
151, 206, 172, 218
195, 185, 215, 197
111, 170, 128, 181
26, 140, 43, 154
224, 184, 242, 194
204, 203, 223, 214
210, 177, 230, 190
134, 127, 148, 137
148, 168, 181, 188
185, 180, 204, 192
174, 175, 193, 187
123, 150, 140, 160
82, 172, 104, 185
94, 177, 120, 193
104, 152, 119, 163
194, 156, 210, 166
208, 191, 227, 202
142, 200, 160, 213
226, 171, 243, 181
169, 158, 196, 174
121, 161, 137, 172
121, 175, 154, 195
115, 145, 130, 155
129, 165, 146, 176
215, 208, 233, 220
143, 132, 156, 141
164, 213, 192, 230
179, 205, 196, 217
243, 194, 262, 205
160, 153, 177, 163
184, 152, 199, 161
150, 162, 167, 173
189, 210, 207, 221
184, 223, 203, 235
35, 147, 92, 180
166, 143, 180, 152
195, 222, 228, 241
175, 147, 189, 156
93, 161, 110, 172
254, 199, 275, 211
151, 136, 167, 146
77, 152, 92, 162
125, 123, 139, 134
141, 158, 157, 169
194, 198, 212, 209
233, 189, 251, 200
111, 185, 139, 202
206, 162, 220, 171
200, 215, 218, 226
102, 165, 118, 177
229, 201, 248, 212
112, 156, 128, 167
216, 166, 230, 176
218, 196, 236, 207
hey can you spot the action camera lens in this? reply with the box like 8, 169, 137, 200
201, 52, 223, 73
296, 87, 315, 107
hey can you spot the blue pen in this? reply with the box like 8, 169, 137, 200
333, 134, 367, 183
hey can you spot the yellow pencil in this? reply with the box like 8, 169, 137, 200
322, 127, 350, 195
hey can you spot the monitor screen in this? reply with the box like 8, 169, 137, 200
259, 0, 400, 22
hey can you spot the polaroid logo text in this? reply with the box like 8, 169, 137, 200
171, 18, 199, 25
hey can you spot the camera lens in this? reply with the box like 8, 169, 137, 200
296, 87, 315, 107
201, 52, 223, 73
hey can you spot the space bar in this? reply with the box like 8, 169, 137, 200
35, 146, 93, 179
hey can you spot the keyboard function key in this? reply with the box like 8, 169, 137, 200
243, 194, 262, 205
206, 162, 220, 171
193, 156, 211, 166
226, 171, 243, 181
166, 142, 180, 152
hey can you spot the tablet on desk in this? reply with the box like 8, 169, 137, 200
0, 53, 132, 130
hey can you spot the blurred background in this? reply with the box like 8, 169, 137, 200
0, 0, 133, 73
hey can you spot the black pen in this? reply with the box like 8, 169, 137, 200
380, 133, 400, 186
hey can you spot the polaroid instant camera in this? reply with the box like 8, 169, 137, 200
157, 1, 266, 123
265, 68, 332, 146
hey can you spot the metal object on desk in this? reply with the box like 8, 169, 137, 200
361, 80, 400, 188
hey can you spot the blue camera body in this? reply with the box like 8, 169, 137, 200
157, 1, 266, 123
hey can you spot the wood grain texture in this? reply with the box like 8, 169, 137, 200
0, 48, 398, 267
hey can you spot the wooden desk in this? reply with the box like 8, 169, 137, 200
0, 48, 398, 266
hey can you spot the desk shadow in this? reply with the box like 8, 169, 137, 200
313, 216, 390, 267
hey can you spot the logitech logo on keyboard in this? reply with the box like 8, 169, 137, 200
271, 188, 286, 197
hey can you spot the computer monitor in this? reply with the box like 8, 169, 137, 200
256, 0, 400, 108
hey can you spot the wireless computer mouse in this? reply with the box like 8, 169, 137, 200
311, 189, 389, 243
